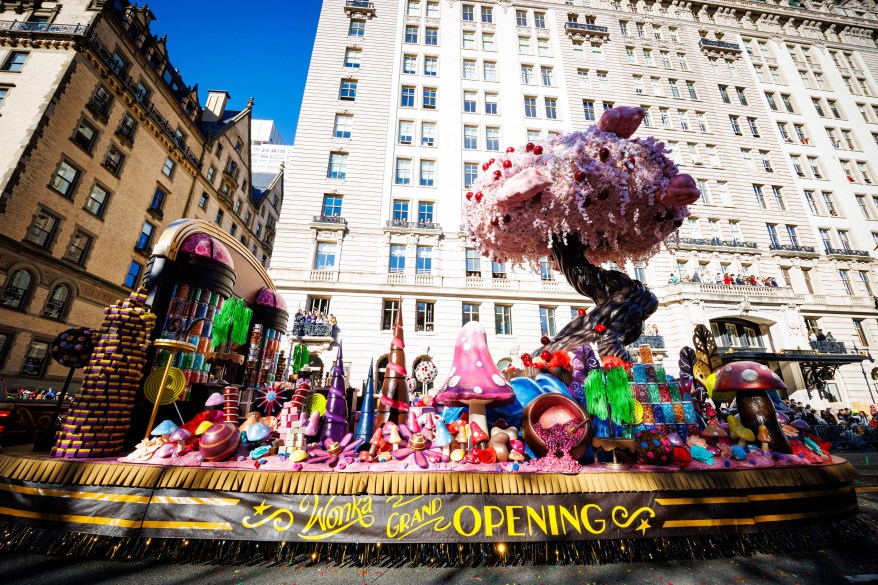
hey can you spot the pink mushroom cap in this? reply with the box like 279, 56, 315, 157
435, 322, 515, 408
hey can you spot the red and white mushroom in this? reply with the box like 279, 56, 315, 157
435, 322, 516, 441
713, 361, 792, 454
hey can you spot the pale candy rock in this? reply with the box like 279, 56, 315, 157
450, 448, 466, 462
289, 448, 308, 463
495, 167, 552, 209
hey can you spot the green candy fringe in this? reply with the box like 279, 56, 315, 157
211, 297, 253, 348
584, 369, 607, 420
606, 366, 634, 425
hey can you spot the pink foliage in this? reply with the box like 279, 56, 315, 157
463, 116, 691, 269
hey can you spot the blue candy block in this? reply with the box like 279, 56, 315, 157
651, 403, 665, 423
632, 364, 648, 384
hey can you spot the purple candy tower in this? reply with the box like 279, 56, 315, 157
320, 342, 349, 443
568, 344, 600, 408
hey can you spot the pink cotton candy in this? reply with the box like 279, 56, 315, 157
496, 167, 552, 209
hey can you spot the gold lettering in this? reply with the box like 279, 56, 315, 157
559, 506, 581, 535
526, 505, 548, 536
547, 505, 559, 536
453, 505, 482, 537
580, 504, 606, 535
506, 505, 524, 537
484, 506, 504, 537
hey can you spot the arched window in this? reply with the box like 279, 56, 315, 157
376, 354, 389, 389
42, 284, 71, 321
0, 269, 33, 310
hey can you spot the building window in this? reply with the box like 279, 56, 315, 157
839, 270, 853, 295
422, 87, 437, 109
463, 59, 477, 80
524, 96, 537, 118
772, 186, 785, 210
1, 51, 27, 72
418, 201, 434, 224
207, 166, 216, 182
858, 271, 873, 296
483, 60, 496, 81
463, 125, 478, 150
539, 257, 554, 281
545, 98, 558, 120
416, 246, 432, 274
42, 284, 71, 321
539, 306, 556, 337
421, 121, 436, 146
73, 119, 98, 152
462, 30, 475, 49
753, 185, 766, 209
0, 269, 33, 310
64, 229, 92, 265
327, 152, 348, 179
516, 10, 528, 26
419, 160, 435, 187
534, 11, 546, 28
314, 242, 336, 270
122, 260, 142, 289
50, 160, 80, 198
333, 114, 353, 139
465, 248, 480, 276
492, 260, 506, 278
404, 25, 418, 44
424, 56, 438, 76
395, 158, 412, 185
135, 221, 155, 252
583, 100, 595, 121
464, 162, 478, 187
414, 301, 436, 332
485, 127, 499, 152
84, 184, 110, 217
344, 47, 361, 69
103, 145, 125, 175
853, 319, 869, 347
393, 200, 408, 223
463, 90, 477, 113
339, 79, 357, 101
425, 27, 438, 46
484, 92, 498, 115
21, 340, 49, 377
322, 194, 342, 217
382, 299, 399, 330
24, 210, 59, 249
389, 244, 406, 273
198, 192, 208, 209
401, 86, 416, 108
495, 305, 512, 335
117, 113, 137, 140
403, 54, 417, 75
729, 116, 741, 135
462, 302, 480, 325
462, 4, 474, 21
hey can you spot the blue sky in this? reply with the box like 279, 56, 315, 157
145, 0, 322, 144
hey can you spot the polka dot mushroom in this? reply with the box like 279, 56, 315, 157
435, 322, 516, 442
713, 361, 792, 454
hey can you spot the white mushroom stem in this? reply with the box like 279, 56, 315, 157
465, 400, 491, 448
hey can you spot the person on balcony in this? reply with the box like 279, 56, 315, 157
669, 273, 680, 284
816, 329, 827, 342
714, 272, 724, 284
808, 330, 817, 343
692, 271, 702, 283
769, 277, 779, 287
735, 274, 745, 285
826, 332, 836, 342
723, 273, 732, 285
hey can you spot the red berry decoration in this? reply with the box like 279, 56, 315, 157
577, 308, 586, 317
533, 145, 544, 155
525, 142, 535, 152
599, 147, 610, 161
506, 147, 515, 153
488, 158, 495, 165
574, 171, 586, 182
482, 163, 490, 171
502, 160, 512, 169
521, 353, 533, 367
466, 191, 473, 200
474, 191, 483, 201
493, 170, 502, 179
540, 335, 550, 345
540, 350, 552, 362
594, 323, 607, 334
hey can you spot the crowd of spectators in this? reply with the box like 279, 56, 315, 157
780, 400, 878, 428
668, 271, 780, 287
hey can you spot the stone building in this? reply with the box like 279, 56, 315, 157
272, 0, 878, 407
0, 0, 281, 391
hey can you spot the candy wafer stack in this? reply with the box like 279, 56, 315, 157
52, 289, 156, 458
276, 401, 305, 455
222, 385, 240, 423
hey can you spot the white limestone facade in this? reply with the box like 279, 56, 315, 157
272, 0, 878, 408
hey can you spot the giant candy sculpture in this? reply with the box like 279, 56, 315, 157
464, 106, 699, 360
320, 343, 349, 443
375, 306, 409, 427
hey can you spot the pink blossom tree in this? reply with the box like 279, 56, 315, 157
463, 106, 699, 359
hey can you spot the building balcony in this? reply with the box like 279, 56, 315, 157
344, 0, 375, 18
802, 294, 877, 309
698, 38, 742, 52
311, 215, 346, 230
0, 20, 89, 37
660, 282, 803, 305
670, 237, 759, 254
564, 21, 609, 40
769, 243, 820, 257
308, 270, 338, 282
383, 220, 442, 233
628, 335, 665, 349
289, 323, 333, 340
809, 341, 851, 354
825, 247, 871, 260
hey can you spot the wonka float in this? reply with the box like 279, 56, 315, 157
0, 108, 866, 567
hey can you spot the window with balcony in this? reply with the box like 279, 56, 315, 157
819, 228, 833, 252
465, 248, 481, 276
393, 199, 409, 223
314, 242, 336, 270
389, 244, 406, 273
491, 260, 506, 279
416, 246, 432, 274
322, 194, 342, 217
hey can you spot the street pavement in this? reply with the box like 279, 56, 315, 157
2, 453, 878, 585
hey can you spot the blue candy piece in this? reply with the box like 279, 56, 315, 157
731, 445, 747, 461
689, 445, 714, 465
249, 445, 271, 460
512, 463, 520, 472
804, 436, 824, 456
534, 373, 569, 395
442, 406, 466, 425
723, 460, 732, 468
488, 377, 544, 427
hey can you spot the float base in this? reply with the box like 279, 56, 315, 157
0, 448, 869, 566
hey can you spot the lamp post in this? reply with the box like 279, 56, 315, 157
859, 349, 876, 404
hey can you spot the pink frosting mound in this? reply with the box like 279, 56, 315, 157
463, 107, 692, 268
254, 287, 287, 312
180, 233, 234, 268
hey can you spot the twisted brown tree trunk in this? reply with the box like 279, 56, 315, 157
538, 234, 658, 361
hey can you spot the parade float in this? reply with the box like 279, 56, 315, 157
0, 109, 867, 567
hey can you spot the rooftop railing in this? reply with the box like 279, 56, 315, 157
699, 39, 742, 52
